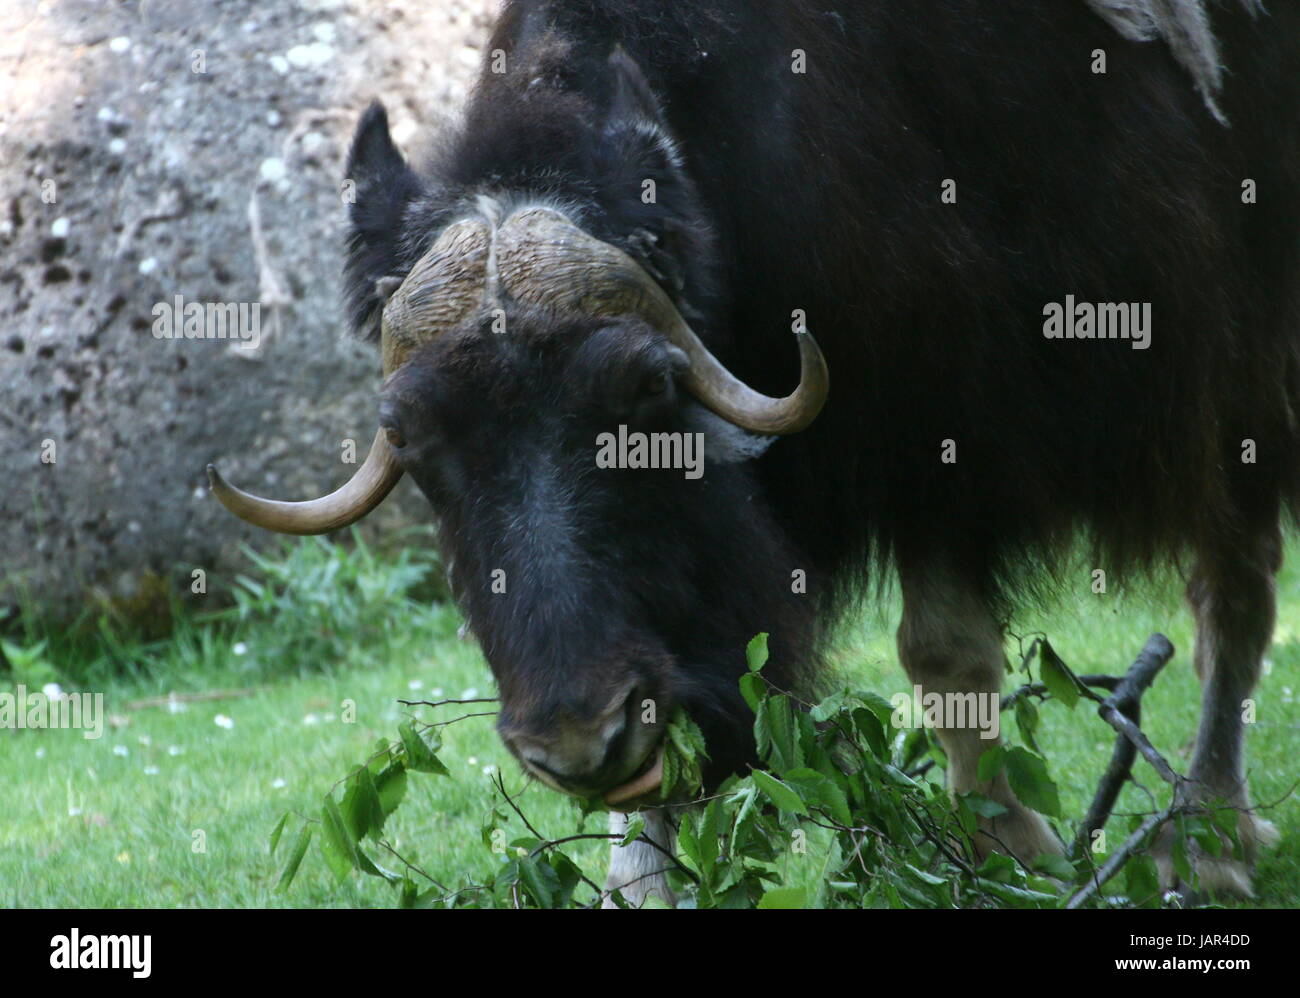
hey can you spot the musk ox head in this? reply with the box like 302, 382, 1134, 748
208, 51, 829, 806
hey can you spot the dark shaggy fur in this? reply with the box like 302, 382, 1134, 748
344, 0, 1300, 786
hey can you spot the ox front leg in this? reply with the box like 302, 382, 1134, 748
603, 808, 677, 908
897, 560, 1063, 868
1155, 522, 1282, 897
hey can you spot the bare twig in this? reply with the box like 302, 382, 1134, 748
1066, 804, 1178, 909
1074, 634, 1176, 852
397, 696, 499, 708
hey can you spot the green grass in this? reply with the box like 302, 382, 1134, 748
1, 535, 1296, 907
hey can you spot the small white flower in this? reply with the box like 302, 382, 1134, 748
467, 756, 478, 766
109, 36, 131, 53
408, 679, 423, 691
302, 713, 320, 726
430, 688, 444, 698
51, 216, 71, 238
268, 54, 289, 74
68, 806, 82, 817
143, 765, 160, 776
113, 744, 129, 757
166, 698, 187, 714
232, 641, 248, 656
137, 734, 152, 746
482, 764, 497, 776
41, 682, 63, 699
167, 745, 182, 757
108, 137, 127, 155
272, 778, 287, 789
285, 42, 334, 68
137, 256, 157, 275
460, 688, 479, 700
214, 714, 234, 730
258, 158, 286, 184
323, 713, 336, 723
35, 747, 46, 759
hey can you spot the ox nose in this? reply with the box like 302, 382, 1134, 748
500, 686, 651, 795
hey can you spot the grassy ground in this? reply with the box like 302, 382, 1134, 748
1, 535, 1296, 907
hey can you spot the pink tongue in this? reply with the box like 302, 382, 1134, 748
604, 747, 665, 808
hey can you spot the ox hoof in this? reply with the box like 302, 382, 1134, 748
1152, 809, 1278, 901
965, 784, 1065, 870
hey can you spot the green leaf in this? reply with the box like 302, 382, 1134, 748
399, 721, 449, 775
1014, 697, 1041, 753
746, 632, 770, 672
976, 745, 1007, 782
341, 766, 385, 842
275, 825, 312, 892
1002, 747, 1061, 818
548, 853, 583, 909
811, 688, 850, 723
903, 863, 947, 886
1039, 640, 1081, 710
1125, 854, 1162, 908
269, 812, 289, 856
375, 762, 408, 819
784, 767, 852, 826
977, 851, 1021, 883
620, 814, 646, 848
677, 821, 701, 871
758, 886, 808, 909
958, 791, 1008, 820
696, 799, 721, 877
855, 691, 899, 726
319, 795, 359, 882
1187, 815, 1223, 859
751, 769, 807, 815
1031, 853, 1076, 880
739, 672, 766, 712
661, 741, 678, 797
516, 855, 560, 908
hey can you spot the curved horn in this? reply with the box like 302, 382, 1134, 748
495, 207, 829, 434
207, 428, 402, 536
206, 219, 494, 535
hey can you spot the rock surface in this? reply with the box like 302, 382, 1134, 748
0, 0, 495, 618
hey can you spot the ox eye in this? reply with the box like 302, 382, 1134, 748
642, 373, 669, 397
384, 426, 407, 449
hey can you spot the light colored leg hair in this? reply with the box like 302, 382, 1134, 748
603, 808, 677, 908
897, 560, 1063, 866
1155, 522, 1282, 896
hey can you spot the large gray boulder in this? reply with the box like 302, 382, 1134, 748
0, 0, 493, 619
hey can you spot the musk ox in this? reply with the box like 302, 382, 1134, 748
209, 0, 1300, 904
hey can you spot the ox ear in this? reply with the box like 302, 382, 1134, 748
603, 46, 684, 176
344, 101, 425, 341
599, 48, 709, 298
